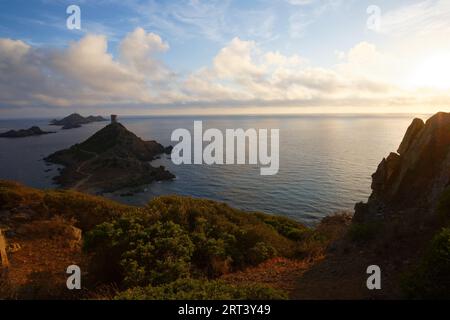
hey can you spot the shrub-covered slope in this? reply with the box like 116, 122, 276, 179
0, 180, 328, 300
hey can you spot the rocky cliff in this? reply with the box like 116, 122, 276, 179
355, 112, 450, 222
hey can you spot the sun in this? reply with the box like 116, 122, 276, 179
409, 53, 450, 90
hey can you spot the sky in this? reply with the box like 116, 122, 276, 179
0, 0, 450, 117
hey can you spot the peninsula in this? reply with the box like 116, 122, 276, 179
45, 115, 174, 192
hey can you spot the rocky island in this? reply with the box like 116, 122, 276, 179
50, 113, 106, 130
45, 115, 174, 192
0, 126, 55, 138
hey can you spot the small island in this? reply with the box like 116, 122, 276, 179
45, 115, 174, 192
50, 113, 107, 130
0, 126, 55, 138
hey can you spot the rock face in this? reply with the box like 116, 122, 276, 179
45, 122, 174, 192
354, 112, 450, 222
50, 113, 106, 129
0, 126, 55, 138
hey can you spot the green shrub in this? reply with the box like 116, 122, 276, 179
401, 228, 450, 299
42, 190, 131, 230
84, 196, 306, 287
248, 242, 277, 265
84, 216, 194, 287
115, 278, 288, 300
253, 213, 310, 241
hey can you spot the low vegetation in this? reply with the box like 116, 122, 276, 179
401, 189, 450, 299
115, 278, 288, 300
401, 228, 450, 299
1, 181, 329, 299
84, 196, 310, 290
5, 180, 447, 300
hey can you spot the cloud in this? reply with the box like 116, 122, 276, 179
286, 0, 316, 6
289, 12, 314, 38
183, 38, 402, 104
53, 34, 148, 100
0, 38, 72, 107
380, 0, 450, 37
336, 42, 402, 84
122, 0, 232, 42
119, 27, 173, 83
118, 0, 277, 44
287, 0, 343, 38
0, 28, 180, 109
0, 29, 449, 115
213, 38, 265, 80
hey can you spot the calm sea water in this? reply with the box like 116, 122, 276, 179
0, 114, 426, 225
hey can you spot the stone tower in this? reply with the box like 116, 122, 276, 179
111, 114, 117, 124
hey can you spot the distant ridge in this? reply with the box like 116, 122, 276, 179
0, 126, 55, 138
50, 113, 106, 130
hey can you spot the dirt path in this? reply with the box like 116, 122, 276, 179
291, 251, 373, 300
72, 151, 98, 190
222, 258, 311, 294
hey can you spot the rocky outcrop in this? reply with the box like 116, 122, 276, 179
45, 121, 174, 192
397, 118, 425, 155
0, 126, 55, 138
354, 112, 450, 222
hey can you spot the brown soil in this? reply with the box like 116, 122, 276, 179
221, 257, 311, 293
1, 218, 87, 299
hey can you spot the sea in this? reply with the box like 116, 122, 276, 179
0, 114, 428, 225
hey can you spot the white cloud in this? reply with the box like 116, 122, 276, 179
183, 38, 398, 104
213, 38, 265, 80
287, 0, 343, 38
53, 34, 148, 99
380, 0, 450, 37
336, 42, 403, 84
286, 0, 316, 6
119, 27, 173, 83
1, 30, 449, 114
0, 29, 180, 109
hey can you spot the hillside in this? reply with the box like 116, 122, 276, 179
0, 180, 345, 299
45, 122, 174, 192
